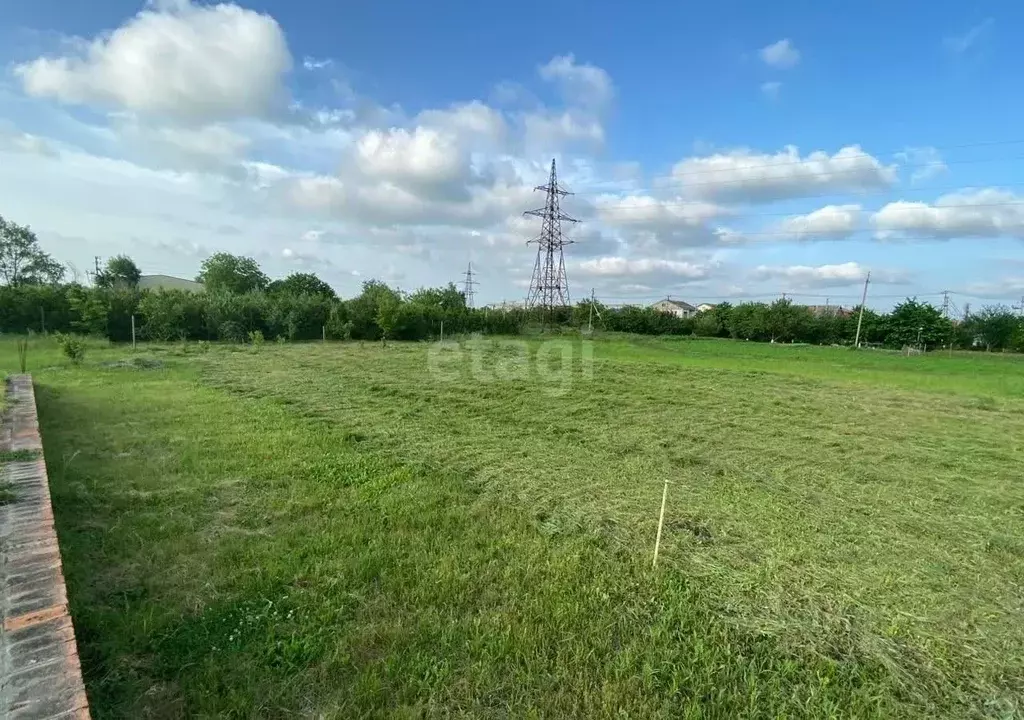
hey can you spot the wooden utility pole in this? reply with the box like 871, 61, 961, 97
652, 479, 670, 568
853, 271, 871, 348
131, 314, 136, 349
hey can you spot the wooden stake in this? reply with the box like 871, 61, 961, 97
322, 325, 326, 342
652, 478, 670, 568
131, 314, 136, 350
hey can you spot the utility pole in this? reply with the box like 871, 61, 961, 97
587, 288, 595, 334
462, 262, 478, 308
525, 159, 578, 312
853, 271, 871, 349
963, 303, 971, 321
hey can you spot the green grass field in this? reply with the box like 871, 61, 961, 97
2, 335, 1023, 718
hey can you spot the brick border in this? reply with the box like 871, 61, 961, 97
1, 375, 90, 719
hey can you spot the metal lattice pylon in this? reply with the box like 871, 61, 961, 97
525, 158, 578, 310
462, 262, 478, 308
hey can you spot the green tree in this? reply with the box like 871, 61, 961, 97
727, 303, 769, 341
0, 214, 64, 286
346, 280, 402, 340
884, 298, 952, 349
197, 253, 269, 294
765, 299, 813, 342
267, 272, 336, 298
376, 293, 400, 345
972, 305, 1019, 351
96, 254, 141, 289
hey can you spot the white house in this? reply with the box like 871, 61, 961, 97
651, 298, 697, 318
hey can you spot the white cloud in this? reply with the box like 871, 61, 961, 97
355, 126, 467, 188
596, 195, 727, 226
961, 277, 1024, 298
15, 0, 292, 123
0, 124, 59, 157
577, 257, 709, 279
120, 122, 250, 174
761, 81, 782, 99
671, 145, 897, 202
539, 54, 614, 109
751, 262, 877, 288
760, 39, 800, 69
302, 56, 332, 71
873, 189, 1024, 240
417, 101, 507, 146
895, 146, 948, 184
592, 194, 730, 248
776, 204, 862, 240
523, 110, 604, 151
944, 19, 994, 55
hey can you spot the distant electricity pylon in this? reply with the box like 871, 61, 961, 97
462, 262, 478, 308
525, 158, 578, 311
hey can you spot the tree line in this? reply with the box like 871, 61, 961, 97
2, 213, 1023, 350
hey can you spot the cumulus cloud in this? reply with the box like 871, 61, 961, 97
523, 110, 605, 152
355, 127, 469, 192
760, 39, 800, 69
595, 195, 728, 227
417, 101, 507, 145
15, 0, 292, 123
576, 257, 709, 279
671, 145, 897, 202
873, 188, 1024, 240
539, 54, 614, 109
776, 204, 862, 240
751, 262, 905, 288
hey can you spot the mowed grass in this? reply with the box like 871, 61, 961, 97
2, 336, 1023, 717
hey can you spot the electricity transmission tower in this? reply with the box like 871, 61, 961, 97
462, 262, 478, 308
941, 290, 950, 318
525, 159, 578, 310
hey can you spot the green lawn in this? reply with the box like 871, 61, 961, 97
2, 335, 1023, 718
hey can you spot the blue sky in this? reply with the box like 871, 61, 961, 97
2, 0, 1023, 310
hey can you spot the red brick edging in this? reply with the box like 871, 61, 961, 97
1, 375, 90, 719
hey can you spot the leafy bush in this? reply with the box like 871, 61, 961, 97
248, 329, 265, 346
54, 332, 87, 365
218, 321, 247, 344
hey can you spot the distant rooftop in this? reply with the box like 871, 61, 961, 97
654, 298, 696, 311
137, 275, 205, 292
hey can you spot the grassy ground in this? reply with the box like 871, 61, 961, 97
1, 335, 1022, 718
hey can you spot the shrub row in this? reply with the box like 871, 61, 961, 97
2, 282, 1023, 352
